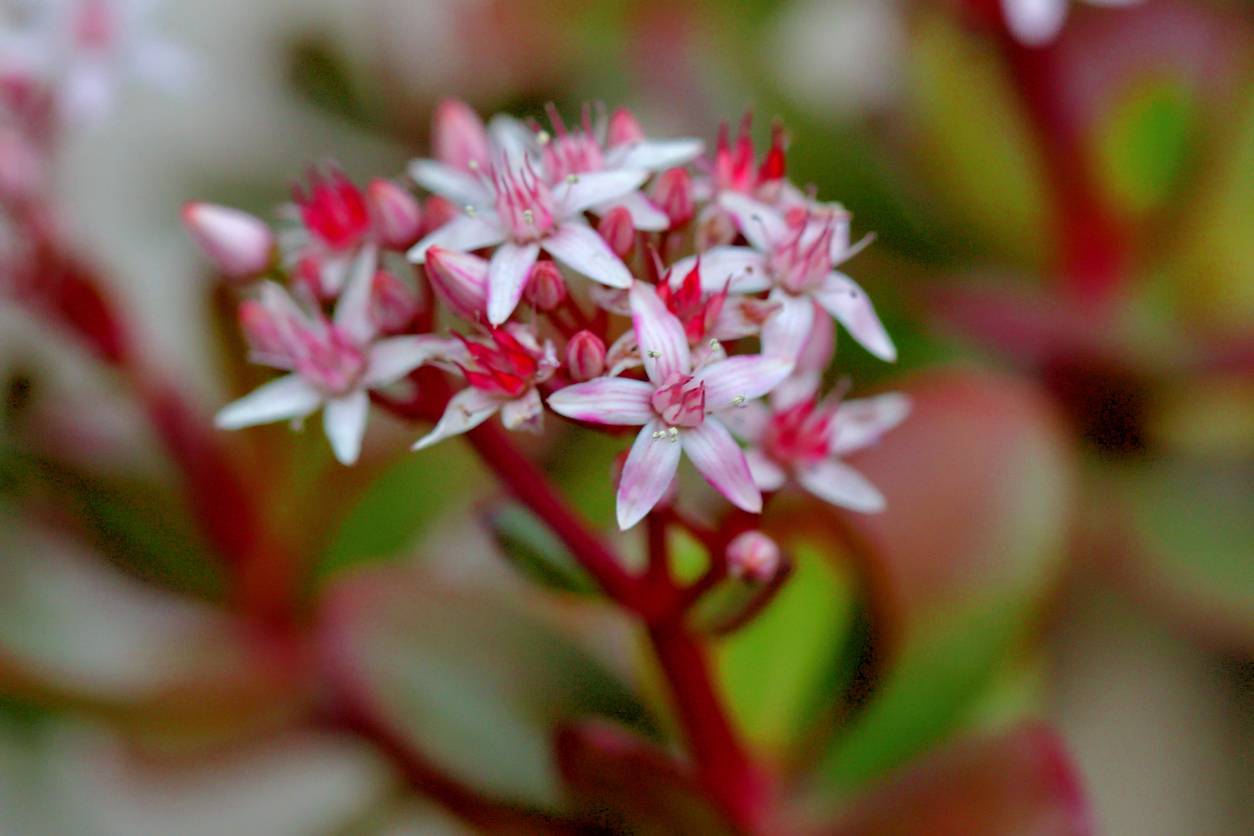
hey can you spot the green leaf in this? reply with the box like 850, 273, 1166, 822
484, 502, 597, 595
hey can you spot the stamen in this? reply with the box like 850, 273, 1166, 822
646, 350, 661, 358
652, 430, 666, 440
536, 130, 551, 145
464, 205, 476, 217
708, 339, 721, 351
467, 160, 479, 170
668, 427, 679, 442
732, 395, 746, 406
523, 209, 534, 225
565, 173, 579, 183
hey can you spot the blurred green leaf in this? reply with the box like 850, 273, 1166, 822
287, 34, 379, 131
484, 502, 598, 595
1094, 77, 1195, 220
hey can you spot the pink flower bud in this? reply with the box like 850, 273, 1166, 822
425, 246, 488, 321
607, 107, 645, 148
652, 167, 694, 229
433, 97, 491, 171
238, 299, 291, 364
421, 195, 457, 237
181, 202, 275, 280
367, 178, 423, 251
566, 330, 606, 382
598, 206, 635, 261
524, 260, 567, 311
726, 531, 781, 583
369, 269, 420, 335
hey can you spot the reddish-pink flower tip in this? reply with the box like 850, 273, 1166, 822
367, 178, 423, 251
598, 205, 636, 261
607, 107, 646, 148
181, 202, 274, 280
566, 330, 607, 382
652, 167, 695, 229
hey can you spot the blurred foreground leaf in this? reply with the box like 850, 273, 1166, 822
484, 502, 598, 595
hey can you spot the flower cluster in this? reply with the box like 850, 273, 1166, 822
187, 100, 909, 532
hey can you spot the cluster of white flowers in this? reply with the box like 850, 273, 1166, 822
187, 99, 910, 531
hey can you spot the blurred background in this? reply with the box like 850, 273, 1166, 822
6, 0, 1254, 833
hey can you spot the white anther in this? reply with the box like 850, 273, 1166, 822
536, 130, 551, 145
646, 349, 661, 358
668, 427, 679, 442
732, 395, 746, 406
464, 205, 476, 217
467, 160, 479, 170
566, 173, 578, 183
523, 209, 534, 224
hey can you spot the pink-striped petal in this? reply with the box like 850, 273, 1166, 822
760, 289, 816, 363
667, 247, 770, 294
500, 388, 545, 433
407, 213, 506, 263
424, 246, 489, 321
682, 417, 761, 513
486, 241, 541, 325
830, 393, 912, 456
547, 378, 656, 426
215, 374, 323, 430
333, 243, 379, 343
412, 387, 503, 451
617, 419, 684, 530
554, 169, 649, 216
694, 355, 794, 410
718, 192, 788, 252
594, 191, 669, 231
796, 458, 885, 513
630, 281, 691, 385
362, 335, 465, 388
745, 448, 787, 492
324, 390, 370, 465
542, 223, 633, 289
609, 138, 704, 171
407, 158, 493, 208
716, 399, 772, 443
814, 271, 897, 362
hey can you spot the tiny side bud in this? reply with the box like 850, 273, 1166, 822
369, 269, 420, 335
726, 530, 781, 583
367, 178, 423, 251
598, 206, 635, 261
652, 167, 695, 229
181, 202, 274, 280
566, 330, 606, 382
525, 260, 567, 311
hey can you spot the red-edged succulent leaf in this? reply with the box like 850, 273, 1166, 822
825, 723, 1092, 836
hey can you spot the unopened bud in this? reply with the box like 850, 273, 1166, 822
607, 107, 646, 148
239, 299, 291, 364
367, 178, 423, 251
432, 97, 491, 171
726, 531, 781, 583
421, 195, 457, 237
524, 260, 567, 311
598, 206, 635, 261
652, 167, 694, 229
181, 202, 274, 280
566, 330, 606, 382
369, 269, 420, 335
424, 246, 488, 321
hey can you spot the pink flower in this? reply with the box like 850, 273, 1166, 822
1000, 0, 1144, 47
412, 325, 559, 449
215, 257, 455, 465
547, 282, 793, 530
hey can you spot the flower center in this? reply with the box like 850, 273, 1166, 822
461, 329, 543, 398
290, 323, 367, 397
768, 209, 840, 294
763, 399, 830, 465
296, 170, 371, 251
652, 372, 706, 428
494, 163, 556, 242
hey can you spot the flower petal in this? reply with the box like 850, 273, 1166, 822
814, 271, 897, 362
1001, 0, 1069, 47
682, 418, 761, 513
407, 214, 506, 263
617, 420, 683, 530
694, 355, 794, 410
543, 223, 633, 289
362, 335, 466, 388
760, 289, 816, 363
333, 243, 379, 343
717, 399, 772, 442
594, 191, 669, 232
796, 458, 885, 513
718, 193, 788, 252
407, 159, 493, 208
554, 170, 649, 216
745, 448, 787, 492
630, 281, 691, 385
547, 378, 656, 425
486, 241, 541, 326
609, 138, 704, 172
500, 388, 545, 433
487, 113, 537, 166
667, 247, 770, 294
412, 387, 503, 451
830, 393, 912, 456
215, 374, 323, 430
324, 390, 370, 465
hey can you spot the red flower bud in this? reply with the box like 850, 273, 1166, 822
726, 530, 781, 583
181, 202, 274, 280
367, 178, 423, 251
598, 206, 635, 261
566, 330, 606, 382
369, 269, 421, 335
525, 260, 567, 311
651, 167, 695, 229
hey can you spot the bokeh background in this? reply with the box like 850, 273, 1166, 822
6, 0, 1254, 833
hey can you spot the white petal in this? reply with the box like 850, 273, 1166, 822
745, 448, 788, 492
830, 393, 912, 456
796, 459, 885, 513
617, 420, 683, 530
717, 399, 772, 443
486, 241, 541, 325
487, 114, 537, 166
407, 159, 493, 207
760, 290, 816, 363
610, 138, 704, 171
593, 191, 669, 231
500, 388, 545, 433
630, 281, 691, 385
718, 193, 788, 252
542, 223, 633, 289
1001, 0, 1069, 46
554, 170, 649, 216
362, 335, 465, 388
667, 247, 770, 294
323, 390, 370, 465
681, 418, 761, 513
547, 378, 655, 425
332, 244, 379, 343
813, 272, 897, 362
694, 355, 794, 410
215, 375, 323, 430
412, 387, 503, 451
407, 214, 506, 263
